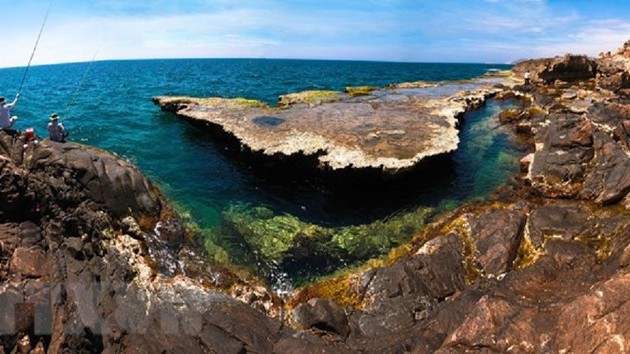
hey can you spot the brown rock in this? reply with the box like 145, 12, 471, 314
552, 271, 630, 352
292, 298, 350, 337
589, 102, 630, 128
355, 261, 432, 336
438, 295, 529, 352
598, 71, 630, 92
274, 337, 353, 354
498, 108, 522, 123
345, 232, 466, 343
64, 237, 84, 260
29, 141, 162, 218
545, 239, 596, 267
469, 209, 525, 276
581, 132, 630, 204
412, 232, 467, 299
548, 114, 593, 148
9, 248, 49, 278
527, 112, 596, 197
567, 119, 594, 146
614, 120, 630, 148
527, 204, 594, 248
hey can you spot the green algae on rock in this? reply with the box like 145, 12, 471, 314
344, 86, 378, 96
278, 90, 342, 106
220, 203, 435, 276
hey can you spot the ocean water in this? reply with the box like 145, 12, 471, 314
0, 59, 519, 284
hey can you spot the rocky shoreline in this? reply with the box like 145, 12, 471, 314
2, 40, 630, 353
285, 42, 630, 352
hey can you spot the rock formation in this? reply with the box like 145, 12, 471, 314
598, 40, 630, 95
153, 77, 511, 174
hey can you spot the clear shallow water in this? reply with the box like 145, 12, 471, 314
0, 59, 519, 284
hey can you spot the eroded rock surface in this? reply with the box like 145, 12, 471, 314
153, 78, 510, 173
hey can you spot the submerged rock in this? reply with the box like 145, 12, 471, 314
220, 204, 435, 281
153, 78, 510, 174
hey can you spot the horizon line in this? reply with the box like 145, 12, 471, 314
0, 56, 517, 71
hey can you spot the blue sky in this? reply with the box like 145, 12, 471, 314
2, 0, 630, 68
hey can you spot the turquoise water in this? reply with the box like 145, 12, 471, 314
0, 59, 519, 284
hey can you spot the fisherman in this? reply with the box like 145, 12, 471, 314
47, 113, 68, 142
0, 93, 20, 130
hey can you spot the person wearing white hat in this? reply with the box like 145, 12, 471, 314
47, 113, 68, 142
0, 94, 19, 129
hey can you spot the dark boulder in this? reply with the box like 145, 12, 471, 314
513, 55, 597, 84
28, 141, 162, 219
538, 55, 598, 84
0, 156, 36, 221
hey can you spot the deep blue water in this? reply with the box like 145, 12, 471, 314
0, 59, 518, 281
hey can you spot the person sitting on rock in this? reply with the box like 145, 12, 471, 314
48, 113, 68, 142
524, 71, 531, 85
0, 93, 20, 130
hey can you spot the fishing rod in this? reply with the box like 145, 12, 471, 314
17, 0, 55, 96
63, 48, 100, 121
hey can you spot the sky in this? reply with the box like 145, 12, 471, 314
1, 0, 630, 68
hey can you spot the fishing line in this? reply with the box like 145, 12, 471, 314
63, 48, 100, 121
17, 0, 55, 95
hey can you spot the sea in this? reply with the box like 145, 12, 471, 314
0, 59, 520, 287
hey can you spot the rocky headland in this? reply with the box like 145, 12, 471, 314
3, 40, 630, 353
